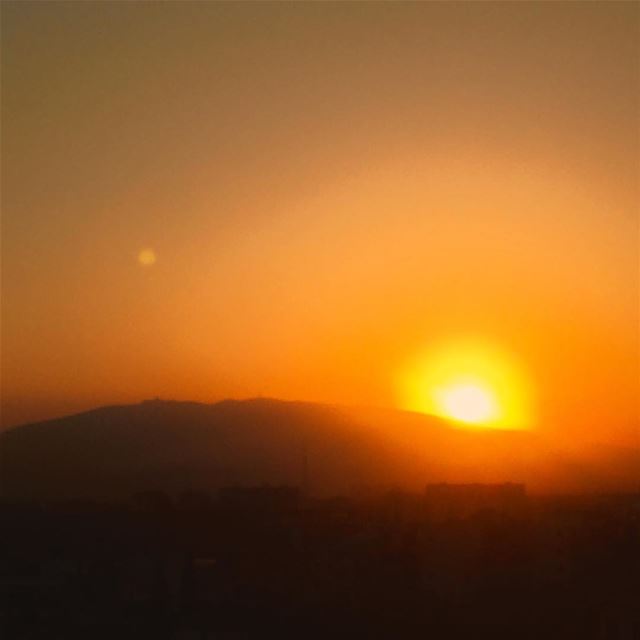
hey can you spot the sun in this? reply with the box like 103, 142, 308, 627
397, 339, 532, 430
435, 381, 499, 425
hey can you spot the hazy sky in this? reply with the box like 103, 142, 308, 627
2, 2, 638, 443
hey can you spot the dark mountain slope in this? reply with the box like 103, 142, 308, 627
0, 399, 413, 499
1, 398, 637, 499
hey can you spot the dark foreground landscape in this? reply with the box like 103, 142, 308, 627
2, 486, 640, 639
0, 485, 640, 640
1, 400, 639, 638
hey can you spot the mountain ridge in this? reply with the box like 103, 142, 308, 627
1, 398, 637, 499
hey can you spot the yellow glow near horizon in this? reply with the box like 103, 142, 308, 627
435, 381, 499, 425
398, 340, 532, 429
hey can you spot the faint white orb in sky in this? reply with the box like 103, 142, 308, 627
138, 248, 157, 266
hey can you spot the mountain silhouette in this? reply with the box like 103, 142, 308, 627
1, 398, 637, 500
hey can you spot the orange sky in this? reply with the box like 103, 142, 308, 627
2, 2, 638, 445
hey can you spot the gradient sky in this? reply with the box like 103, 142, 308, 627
2, 2, 638, 444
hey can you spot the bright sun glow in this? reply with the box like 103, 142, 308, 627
435, 382, 498, 425
397, 339, 532, 429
